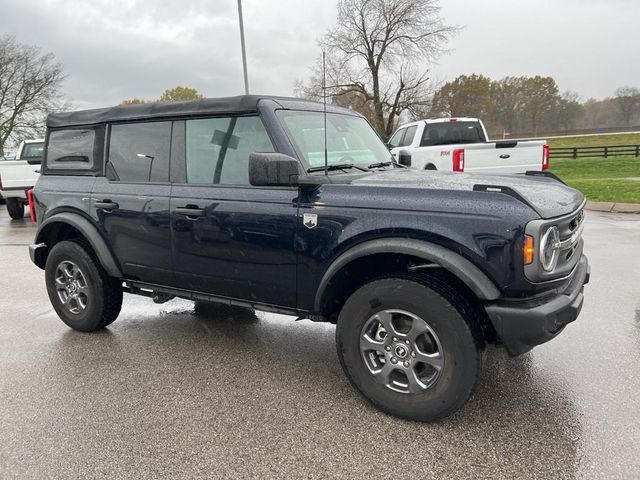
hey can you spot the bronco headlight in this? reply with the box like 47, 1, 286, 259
539, 226, 560, 272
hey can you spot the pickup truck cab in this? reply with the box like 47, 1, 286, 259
29, 96, 588, 421
389, 118, 549, 174
0, 139, 44, 218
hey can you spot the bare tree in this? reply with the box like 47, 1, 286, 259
0, 35, 66, 155
299, 0, 456, 138
614, 86, 640, 126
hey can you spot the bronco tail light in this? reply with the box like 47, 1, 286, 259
452, 149, 465, 172
524, 235, 535, 265
27, 189, 36, 223
542, 144, 550, 170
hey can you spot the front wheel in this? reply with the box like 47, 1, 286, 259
6, 197, 24, 219
45, 241, 123, 331
336, 277, 484, 421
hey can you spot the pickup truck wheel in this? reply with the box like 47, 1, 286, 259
45, 241, 123, 331
6, 198, 24, 219
336, 277, 483, 421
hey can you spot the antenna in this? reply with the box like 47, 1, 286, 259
237, 0, 249, 95
323, 50, 328, 176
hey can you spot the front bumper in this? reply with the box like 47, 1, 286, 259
485, 255, 590, 356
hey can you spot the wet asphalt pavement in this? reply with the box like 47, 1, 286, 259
0, 205, 639, 479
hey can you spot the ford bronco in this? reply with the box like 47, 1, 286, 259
29, 96, 589, 421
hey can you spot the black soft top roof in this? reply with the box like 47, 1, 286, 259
46, 95, 357, 128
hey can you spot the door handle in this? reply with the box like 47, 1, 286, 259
95, 200, 119, 211
174, 206, 205, 217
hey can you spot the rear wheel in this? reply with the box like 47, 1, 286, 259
336, 277, 484, 421
6, 198, 24, 219
425, 164, 437, 170
45, 241, 123, 331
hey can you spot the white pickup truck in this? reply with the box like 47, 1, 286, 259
0, 139, 44, 219
388, 118, 549, 174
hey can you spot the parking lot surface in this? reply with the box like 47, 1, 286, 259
0, 206, 639, 479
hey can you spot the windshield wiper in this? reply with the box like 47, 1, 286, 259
307, 163, 368, 173
368, 159, 408, 169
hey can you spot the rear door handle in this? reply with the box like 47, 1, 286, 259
95, 200, 119, 211
174, 206, 205, 217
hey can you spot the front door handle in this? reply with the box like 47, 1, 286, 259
174, 206, 205, 217
95, 200, 119, 211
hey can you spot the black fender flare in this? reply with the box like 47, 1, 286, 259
314, 238, 502, 312
35, 212, 123, 278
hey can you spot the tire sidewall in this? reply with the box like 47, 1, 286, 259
6, 198, 24, 219
336, 278, 481, 421
45, 241, 106, 331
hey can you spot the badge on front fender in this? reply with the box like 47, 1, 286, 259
303, 213, 318, 229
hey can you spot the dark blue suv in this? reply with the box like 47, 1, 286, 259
29, 96, 589, 421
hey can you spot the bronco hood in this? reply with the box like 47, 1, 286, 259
348, 169, 585, 219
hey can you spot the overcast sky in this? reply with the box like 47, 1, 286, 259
1, 0, 638, 110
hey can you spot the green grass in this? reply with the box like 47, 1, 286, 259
546, 132, 640, 203
557, 178, 640, 203
549, 156, 640, 203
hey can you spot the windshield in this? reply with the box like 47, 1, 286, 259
277, 110, 391, 169
21, 142, 45, 158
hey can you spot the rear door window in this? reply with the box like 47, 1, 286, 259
47, 129, 96, 170
185, 116, 274, 185
421, 122, 485, 146
107, 122, 172, 182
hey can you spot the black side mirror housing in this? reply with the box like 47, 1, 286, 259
397, 150, 412, 167
249, 152, 300, 187
26, 157, 43, 165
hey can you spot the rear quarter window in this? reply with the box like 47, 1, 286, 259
46, 128, 101, 172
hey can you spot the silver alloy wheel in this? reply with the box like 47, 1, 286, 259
54, 260, 89, 314
360, 309, 444, 394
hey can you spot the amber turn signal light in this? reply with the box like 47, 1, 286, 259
524, 235, 535, 265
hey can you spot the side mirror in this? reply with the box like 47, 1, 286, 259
249, 152, 300, 187
397, 149, 412, 167
26, 157, 43, 165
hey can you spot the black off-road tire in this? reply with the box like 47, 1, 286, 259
6, 198, 24, 219
336, 276, 484, 422
45, 240, 123, 331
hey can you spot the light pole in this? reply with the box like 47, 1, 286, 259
237, 0, 249, 95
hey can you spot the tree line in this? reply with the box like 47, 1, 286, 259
427, 75, 640, 137
428, 74, 584, 136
